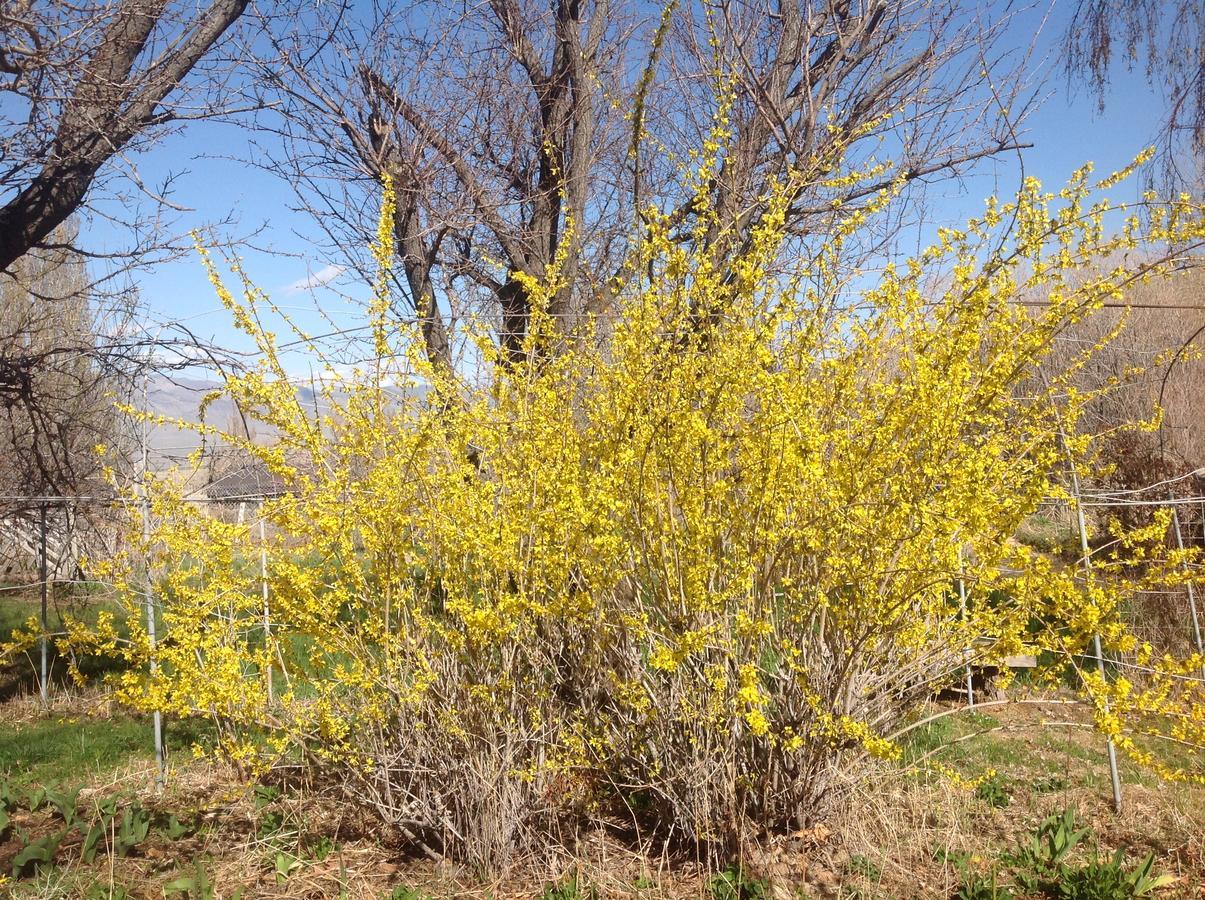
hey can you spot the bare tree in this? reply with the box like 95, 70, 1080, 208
1062, 0, 1204, 196
0, 226, 135, 508
0, 227, 133, 582
0, 220, 251, 577
252, 0, 1033, 374
0, 227, 241, 510
0, 0, 251, 276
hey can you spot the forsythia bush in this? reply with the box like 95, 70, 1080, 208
62, 148, 1204, 867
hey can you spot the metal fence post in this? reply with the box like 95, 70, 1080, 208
1170, 506, 1204, 673
958, 545, 974, 708
140, 489, 166, 785
1071, 480, 1123, 814
259, 515, 274, 706
39, 504, 49, 704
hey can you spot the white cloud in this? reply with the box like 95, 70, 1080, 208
284, 263, 346, 294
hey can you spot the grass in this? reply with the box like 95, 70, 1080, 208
2, 578, 337, 704
0, 587, 129, 702
0, 713, 216, 786
0, 591, 50, 641
0, 582, 121, 636
899, 702, 1205, 801
1014, 510, 1080, 558
0, 698, 1199, 898
0, 716, 149, 785
900, 710, 1043, 772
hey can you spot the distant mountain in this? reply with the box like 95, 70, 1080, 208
140, 374, 423, 462
142, 376, 290, 460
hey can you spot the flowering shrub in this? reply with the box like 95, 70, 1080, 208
56, 148, 1205, 868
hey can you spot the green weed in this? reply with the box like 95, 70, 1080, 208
164, 860, 218, 899
541, 873, 598, 899
849, 852, 883, 882
708, 864, 770, 899
388, 888, 431, 900
950, 809, 1174, 899
975, 772, 1011, 808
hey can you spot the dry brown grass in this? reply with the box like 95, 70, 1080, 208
821, 700, 1205, 898
1, 692, 1203, 898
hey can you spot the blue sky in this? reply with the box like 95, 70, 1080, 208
84, 1, 1169, 370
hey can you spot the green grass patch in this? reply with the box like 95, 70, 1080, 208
0, 716, 150, 784
0, 585, 123, 637
0, 588, 133, 700
0, 714, 216, 785
0, 591, 45, 641
900, 712, 1008, 768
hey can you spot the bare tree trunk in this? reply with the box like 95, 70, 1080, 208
0, 0, 249, 274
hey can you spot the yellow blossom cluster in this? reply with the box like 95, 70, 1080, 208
46, 125, 1205, 858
